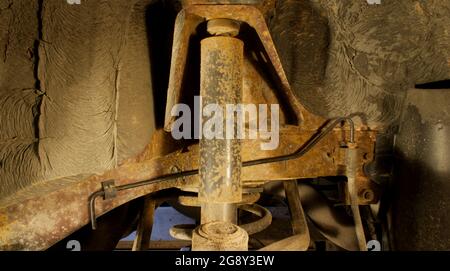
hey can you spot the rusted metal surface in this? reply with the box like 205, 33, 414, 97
187, 5, 303, 123
346, 143, 368, 251
239, 204, 272, 235
0, 162, 184, 250
272, 181, 310, 251
198, 33, 243, 229
160, 2, 376, 250
0, 1, 382, 251
179, 192, 260, 207
284, 181, 309, 243
198, 36, 243, 208
340, 134, 380, 206
259, 233, 310, 251
0, 124, 376, 250
192, 221, 248, 251
169, 203, 271, 241
132, 196, 156, 251
207, 18, 240, 36
163, 9, 203, 131
164, 4, 309, 131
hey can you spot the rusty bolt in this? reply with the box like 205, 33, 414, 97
171, 165, 180, 174
207, 19, 240, 37
359, 188, 375, 202
171, 165, 184, 182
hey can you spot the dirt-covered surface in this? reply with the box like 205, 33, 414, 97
0, 0, 156, 199
0, 0, 449, 202
270, 0, 450, 126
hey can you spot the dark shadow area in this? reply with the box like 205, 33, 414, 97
415, 79, 450, 89
390, 99, 450, 250
48, 197, 143, 251
391, 150, 450, 250
145, 2, 178, 128
240, 23, 299, 125
48, 188, 182, 251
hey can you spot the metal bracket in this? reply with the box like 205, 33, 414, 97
164, 4, 306, 131
101, 180, 117, 200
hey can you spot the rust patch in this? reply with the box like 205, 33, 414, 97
164, 4, 307, 131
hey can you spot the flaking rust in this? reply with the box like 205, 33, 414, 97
198, 36, 243, 204
0, 2, 379, 250
0, 127, 377, 250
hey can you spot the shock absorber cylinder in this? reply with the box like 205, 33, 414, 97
192, 19, 248, 251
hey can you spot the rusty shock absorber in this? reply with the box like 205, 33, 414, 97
192, 19, 249, 251
83, 2, 368, 251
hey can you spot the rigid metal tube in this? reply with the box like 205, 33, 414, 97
89, 117, 355, 229
198, 36, 244, 224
